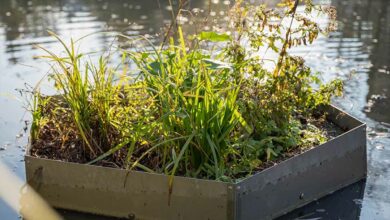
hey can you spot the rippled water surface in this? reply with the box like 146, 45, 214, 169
0, 0, 389, 219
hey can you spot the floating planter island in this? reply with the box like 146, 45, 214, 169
25, 105, 366, 220
24, 1, 366, 219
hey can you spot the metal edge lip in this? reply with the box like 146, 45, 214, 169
329, 104, 366, 126
24, 155, 232, 186
26, 137, 32, 156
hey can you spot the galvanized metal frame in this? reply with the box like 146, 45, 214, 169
25, 105, 367, 220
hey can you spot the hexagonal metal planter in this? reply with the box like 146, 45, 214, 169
25, 105, 367, 220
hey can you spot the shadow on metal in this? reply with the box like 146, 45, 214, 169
58, 209, 130, 220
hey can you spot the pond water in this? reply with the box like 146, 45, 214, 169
0, 0, 389, 219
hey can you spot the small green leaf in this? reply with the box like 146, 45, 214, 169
148, 61, 162, 75
266, 147, 277, 161
198, 31, 231, 42
204, 59, 232, 70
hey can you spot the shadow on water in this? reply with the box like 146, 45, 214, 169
278, 180, 366, 219
0, 0, 389, 219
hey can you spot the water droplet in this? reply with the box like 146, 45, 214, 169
378, 68, 389, 74
223, 0, 231, 5
130, 23, 145, 30
16, 133, 24, 138
111, 14, 119, 19
177, 15, 188, 24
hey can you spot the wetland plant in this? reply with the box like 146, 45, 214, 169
29, 0, 342, 183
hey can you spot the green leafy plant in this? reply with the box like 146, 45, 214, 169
29, 0, 343, 185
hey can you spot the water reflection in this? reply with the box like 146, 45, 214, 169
330, 0, 390, 124
0, 0, 389, 219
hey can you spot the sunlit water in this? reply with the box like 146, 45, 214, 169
0, 0, 389, 219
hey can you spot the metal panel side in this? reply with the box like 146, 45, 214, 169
25, 156, 231, 220
235, 124, 366, 220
